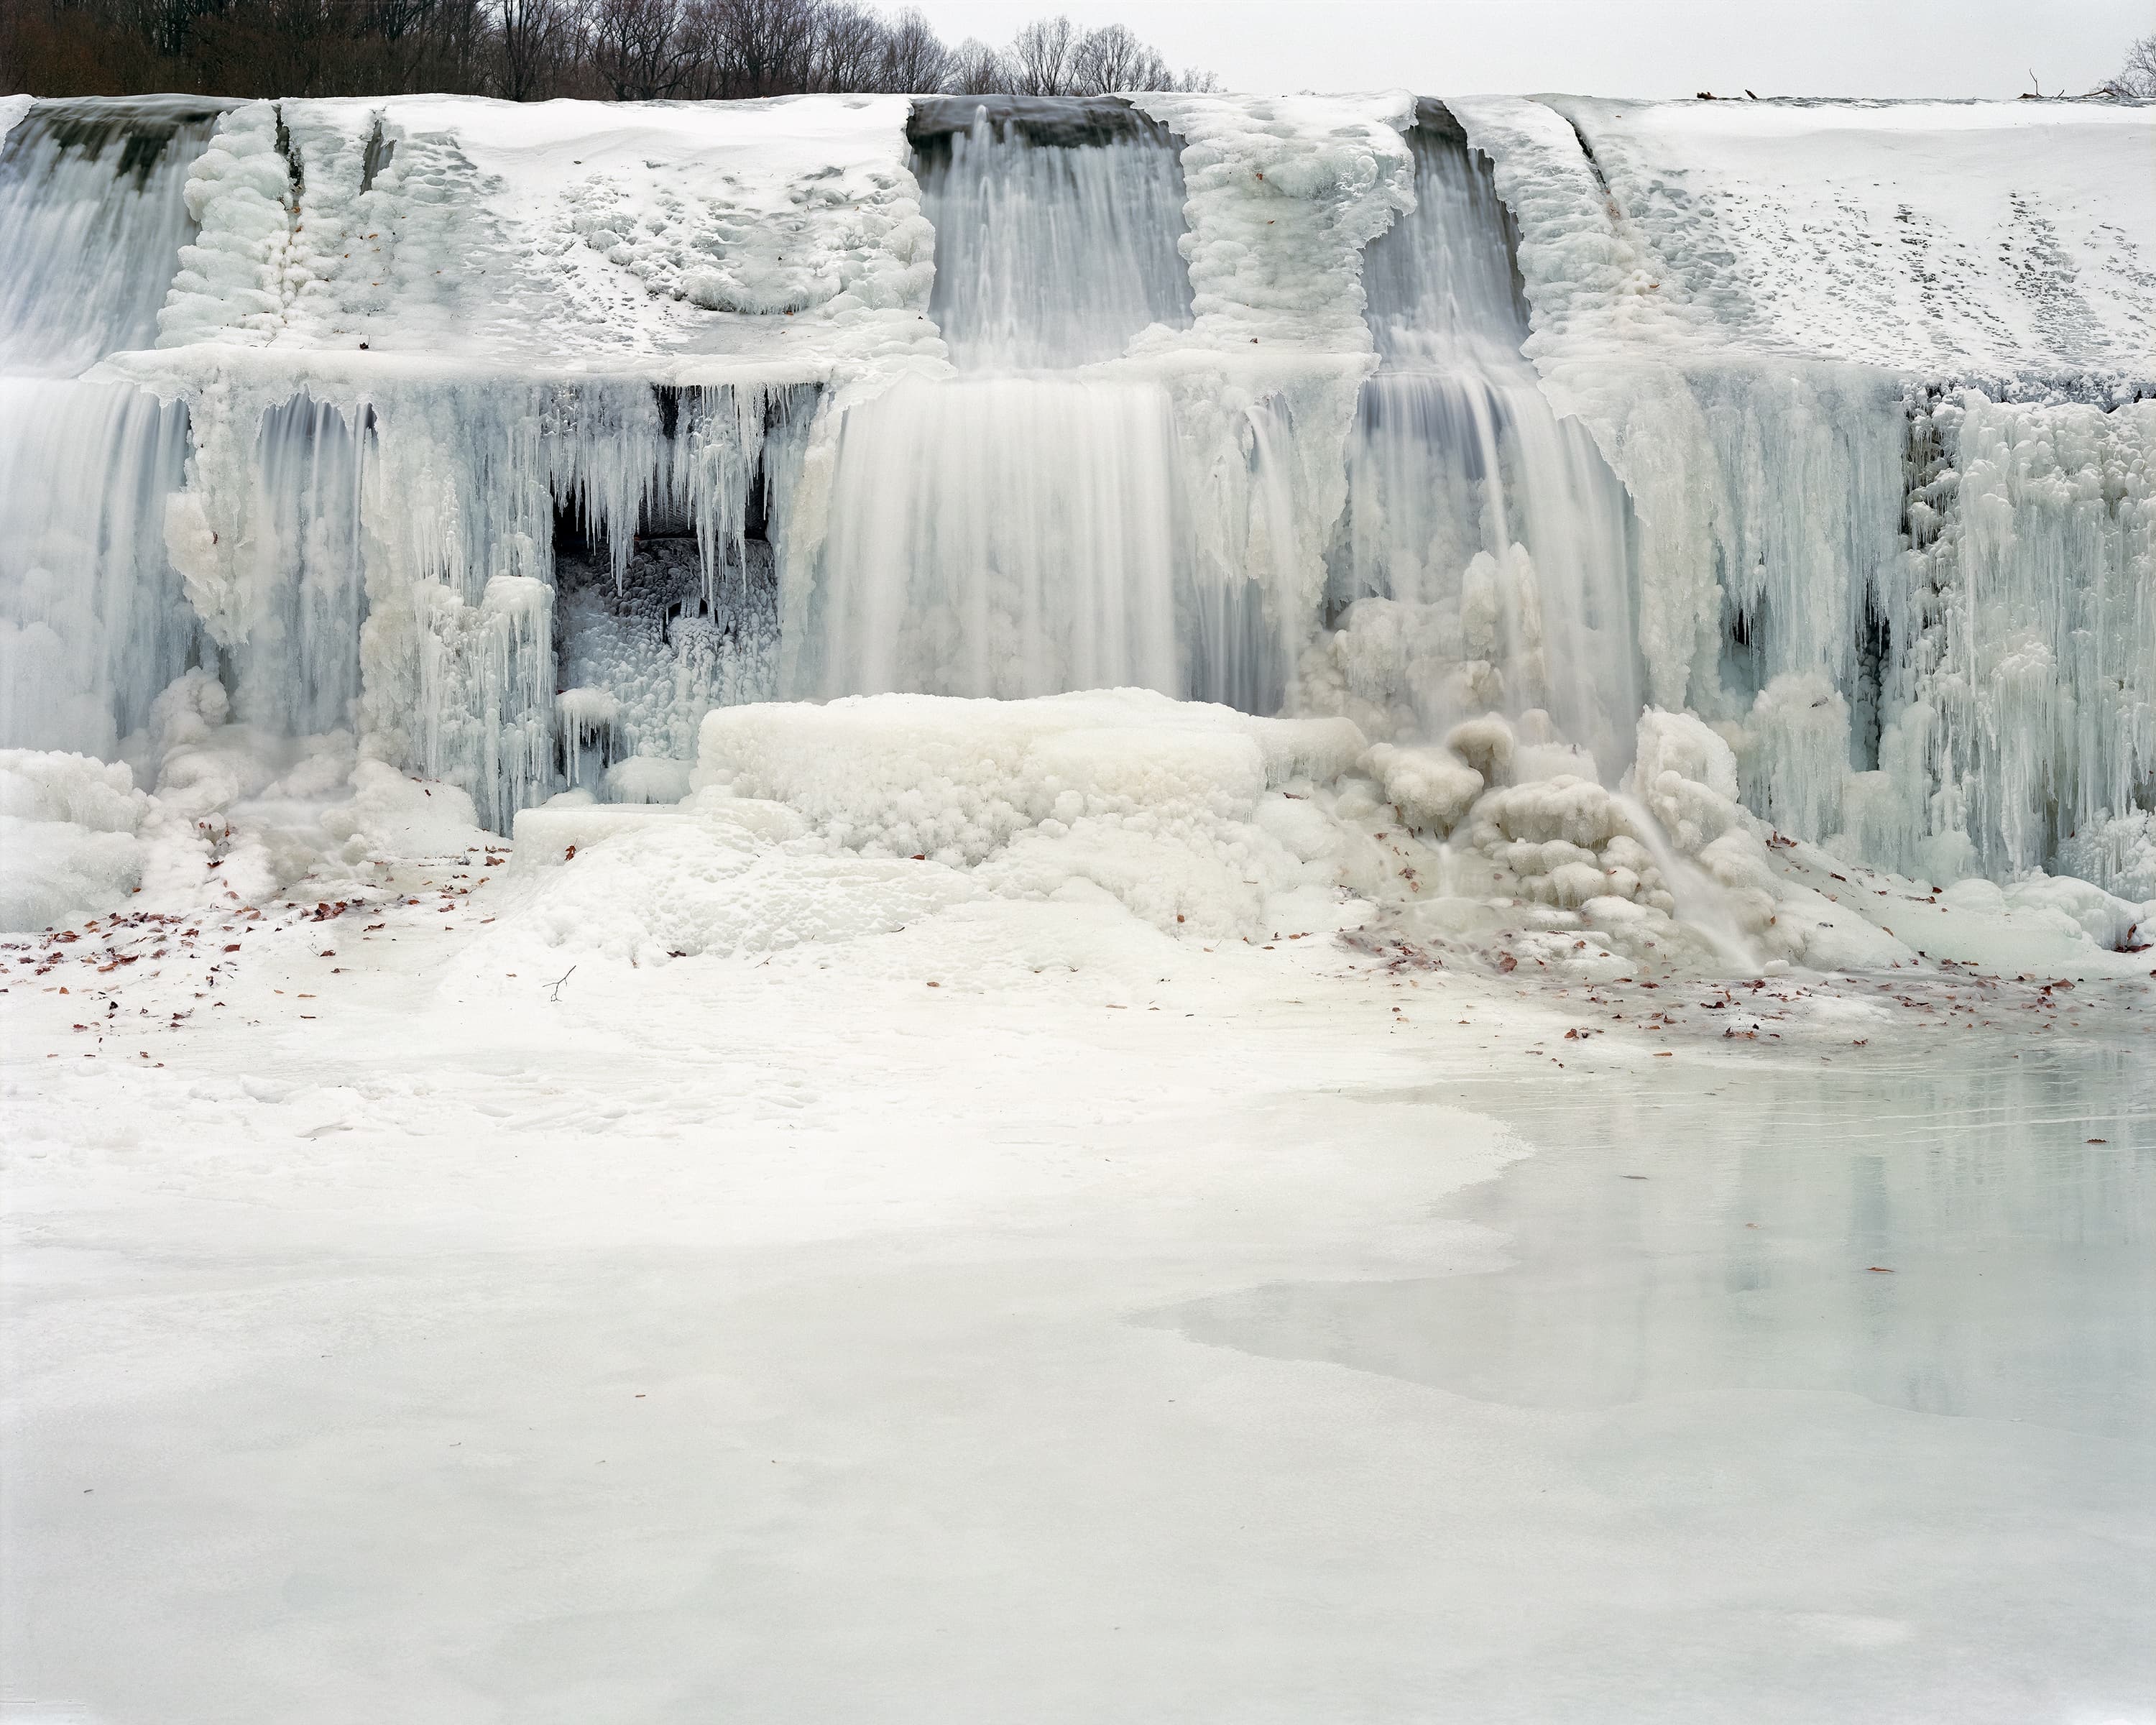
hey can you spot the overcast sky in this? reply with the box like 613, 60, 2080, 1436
905, 0, 2150, 101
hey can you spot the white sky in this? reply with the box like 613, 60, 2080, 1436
905, 0, 2152, 101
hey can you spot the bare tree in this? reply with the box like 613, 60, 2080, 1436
672, 0, 727, 96
999, 14, 1210, 97
2099, 32, 2156, 97
1069, 21, 1157, 93
877, 4, 949, 91
495, 0, 575, 98
944, 34, 1010, 93
714, 0, 824, 96
810, 0, 884, 90
587, 0, 683, 98
1007, 11, 1077, 94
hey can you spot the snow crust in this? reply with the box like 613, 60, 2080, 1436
1451, 96, 2152, 383
1559, 98, 2153, 380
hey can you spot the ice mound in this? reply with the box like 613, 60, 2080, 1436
0, 750, 155, 931
157, 101, 292, 351
1125, 91, 1414, 351
2059, 812, 2156, 906
0, 671, 329, 931
1338, 707, 2084, 978
0, 668, 497, 932
695, 689, 1360, 862
482, 689, 1366, 965
1362, 741, 1484, 835
602, 756, 694, 806
681, 689, 1366, 938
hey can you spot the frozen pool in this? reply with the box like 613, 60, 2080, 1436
3, 939, 2150, 1724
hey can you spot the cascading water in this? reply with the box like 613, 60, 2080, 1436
0, 99, 231, 764
0, 378, 193, 757
0, 96, 232, 377
1327, 116, 1640, 776
224, 396, 368, 740
810, 373, 1184, 699
916, 104, 1193, 372
807, 101, 1202, 702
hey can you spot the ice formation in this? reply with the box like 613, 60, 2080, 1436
0, 89, 2149, 971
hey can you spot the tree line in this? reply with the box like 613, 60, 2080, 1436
0, 0, 1217, 103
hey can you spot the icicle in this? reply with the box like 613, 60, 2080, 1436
1912, 391, 2156, 878
478, 574, 556, 829
233, 395, 367, 737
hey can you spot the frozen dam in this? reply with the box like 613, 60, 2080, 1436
0, 88, 2151, 957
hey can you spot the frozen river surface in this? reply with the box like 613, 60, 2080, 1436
3, 902, 2150, 1724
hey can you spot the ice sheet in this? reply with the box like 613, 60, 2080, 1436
2, 845, 2147, 1723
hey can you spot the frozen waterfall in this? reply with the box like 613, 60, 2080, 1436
0, 96, 231, 377
914, 98, 1193, 372
0, 100, 228, 762
810, 374, 1185, 699
806, 100, 1200, 703
0, 90, 2147, 924
1327, 114, 1640, 776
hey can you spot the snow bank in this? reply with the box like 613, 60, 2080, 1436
318, 758, 488, 859
1452, 96, 2152, 382
1551, 98, 2153, 380
507, 802, 981, 967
